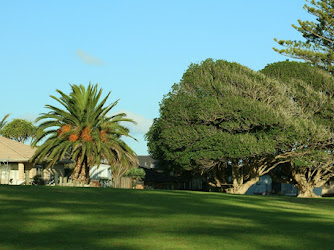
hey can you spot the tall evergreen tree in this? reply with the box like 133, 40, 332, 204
274, 0, 334, 73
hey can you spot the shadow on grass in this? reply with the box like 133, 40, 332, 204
0, 186, 333, 249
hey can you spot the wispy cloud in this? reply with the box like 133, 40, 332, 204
76, 49, 104, 66
112, 110, 153, 135
18, 113, 38, 123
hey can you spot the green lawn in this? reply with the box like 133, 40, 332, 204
0, 186, 333, 249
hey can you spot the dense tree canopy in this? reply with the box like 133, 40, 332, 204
0, 119, 36, 143
146, 59, 330, 194
261, 61, 334, 129
31, 84, 138, 182
261, 61, 334, 197
274, 0, 334, 73
126, 167, 146, 181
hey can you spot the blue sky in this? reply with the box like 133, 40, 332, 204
0, 0, 310, 154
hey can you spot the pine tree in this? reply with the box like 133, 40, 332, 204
274, 0, 334, 73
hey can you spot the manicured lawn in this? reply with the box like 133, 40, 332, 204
0, 186, 333, 249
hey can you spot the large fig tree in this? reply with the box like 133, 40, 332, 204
147, 59, 329, 194
261, 61, 334, 197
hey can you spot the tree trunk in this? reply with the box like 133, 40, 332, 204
293, 173, 320, 198
226, 176, 259, 194
225, 165, 260, 194
70, 155, 90, 184
77, 162, 89, 184
70, 157, 82, 180
113, 176, 121, 188
297, 187, 319, 198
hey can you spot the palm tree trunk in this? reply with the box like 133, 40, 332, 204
70, 157, 82, 180
70, 155, 90, 184
78, 161, 89, 184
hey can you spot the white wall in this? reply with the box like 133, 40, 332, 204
90, 164, 112, 180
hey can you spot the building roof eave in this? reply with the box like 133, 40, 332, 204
0, 158, 30, 163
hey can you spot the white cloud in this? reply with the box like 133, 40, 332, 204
112, 110, 153, 135
76, 49, 104, 66
18, 113, 38, 123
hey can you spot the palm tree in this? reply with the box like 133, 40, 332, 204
31, 83, 138, 183
0, 114, 10, 129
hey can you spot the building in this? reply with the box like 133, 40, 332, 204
138, 155, 177, 189
0, 136, 64, 185
90, 164, 112, 181
137, 156, 326, 195
138, 155, 202, 190
138, 155, 158, 169
139, 166, 180, 190
241, 174, 322, 196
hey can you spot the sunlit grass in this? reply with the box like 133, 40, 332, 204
0, 186, 333, 249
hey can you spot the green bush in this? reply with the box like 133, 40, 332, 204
126, 168, 146, 181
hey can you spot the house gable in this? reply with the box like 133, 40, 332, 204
0, 136, 36, 162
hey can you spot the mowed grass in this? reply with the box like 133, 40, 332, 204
0, 186, 333, 250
